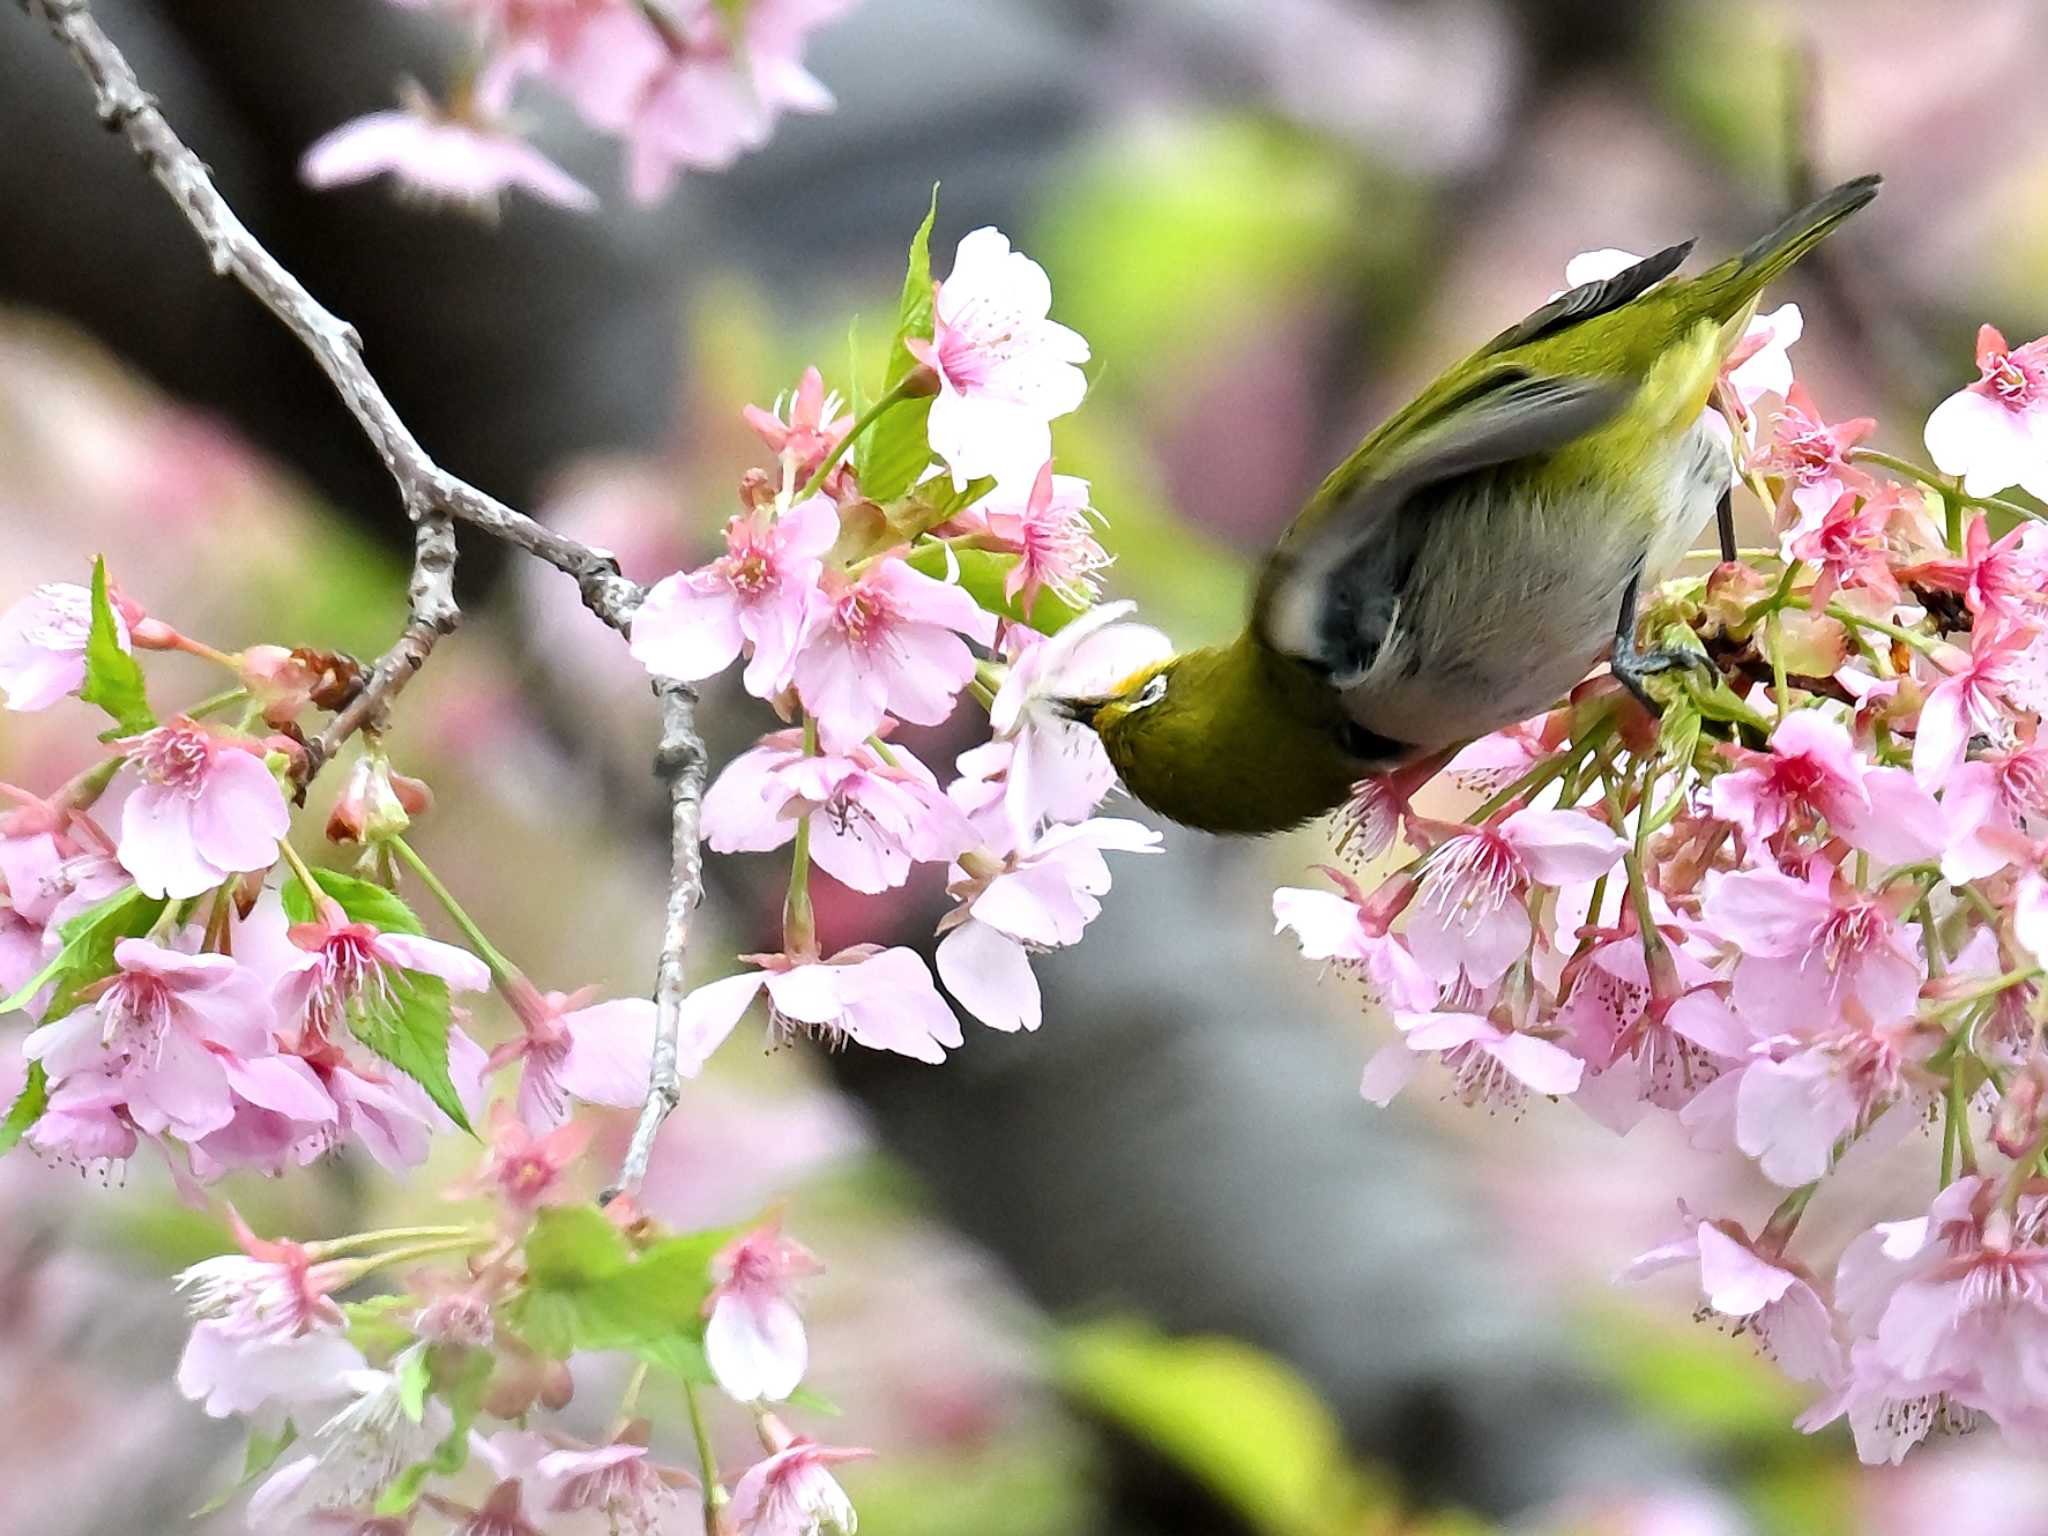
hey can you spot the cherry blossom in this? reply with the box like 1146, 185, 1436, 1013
1364, 1001, 1585, 1109
274, 899, 492, 1050
703, 732, 978, 893
492, 980, 656, 1131
468, 1102, 594, 1211
910, 227, 1091, 486
935, 816, 1160, 1032
675, 947, 962, 1072
1924, 324, 2048, 501
1706, 709, 1941, 864
301, 97, 597, 214
984, 600, 1173, 843
1787, 491, 1899, 609
1270, 868, 1435, 1014
24, 938, 276, 1143
1627, 1216, 1841, 1382
1912, 621, 2048, 789
115, 720, 292, 899
630, 495, 838, 697
947, 462, 1110, 611
705, 1220, 822, 1403
729, 1438, 871, 1536
1406, 809, 1628, 985
540, 1432, 695, 1532
745, 367, 854, 489
1749, 382, 1876, 536
0, 581, 126, 711
790, 558, 997, 753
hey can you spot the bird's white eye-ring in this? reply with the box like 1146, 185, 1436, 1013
1130, 673, 1169, 710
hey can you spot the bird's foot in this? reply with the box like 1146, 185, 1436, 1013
1611, 639, 1716, 717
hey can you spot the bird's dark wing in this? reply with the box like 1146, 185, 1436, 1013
1481, 240, 1694, 355
1253, 366, 1629, 682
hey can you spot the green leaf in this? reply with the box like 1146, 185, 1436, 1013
0, 1062, 49, 1157
1656, 695, 1703, 774
373, 1344, 491, 1516
351, 969, 469, 1135
282, 868, 465, 1132
856, 188, 941, 503
281, 867, 426, 935
342, 1295, 418, 1361
904, 544, 1086, 634
505, 1207, 728, 1367
1, 885, 164, 1017
80, 556, 155, 739
396, 1344, 432, 1423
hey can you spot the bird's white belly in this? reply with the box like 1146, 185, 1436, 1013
1341, 421, 1729, 751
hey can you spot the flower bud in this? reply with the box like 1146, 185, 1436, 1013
1994, 1057, 2048, 1159
538, 1359, 576, 1411
327, 751, 430, 844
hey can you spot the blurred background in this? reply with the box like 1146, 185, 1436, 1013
4, 1, 2048, 1532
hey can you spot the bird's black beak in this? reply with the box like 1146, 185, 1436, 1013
1053, 694, 1105, 727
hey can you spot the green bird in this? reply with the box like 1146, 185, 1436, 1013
1058, 175, 1881, 835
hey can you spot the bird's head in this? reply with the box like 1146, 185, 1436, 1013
1054, 641, 1367, 835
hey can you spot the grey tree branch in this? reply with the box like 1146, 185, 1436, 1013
299, 513, 460, 788
29, 0, 703, 1195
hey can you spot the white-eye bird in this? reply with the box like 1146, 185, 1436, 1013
1059, 175, 1881, 834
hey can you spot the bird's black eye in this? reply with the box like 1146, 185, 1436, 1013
1132, 673, 1169, 710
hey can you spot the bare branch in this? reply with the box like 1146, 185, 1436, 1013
298, 513, 460, 789
25, 0, 644, 633
28, 0, 711, 1194
604, 679, 709, 1204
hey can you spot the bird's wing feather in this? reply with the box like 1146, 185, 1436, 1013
1253, 366, 1631, 679
1482, 239, 1694, 354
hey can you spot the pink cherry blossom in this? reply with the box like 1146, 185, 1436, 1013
984, 600, 1173, 844
1365, 1001, 1584, 1109
1627, 1216, 1841, 1382
946, 462, 1110, 611
1907, 512, 2048, 628
1787, 491, 1899, 609
790, 558, 997, 754
1271, 868, 1435, 1014
492, 981, 656, 1132
0, 581, 127, 711
1749, 382, 1876, 536
630, 495, 838, 698
301, 99, 597, 214
274, 899, 492, 1051
1703, 861, 1922, 1037
1406, 809, 1627, 985
744, 367, 853, 489
546, 0, 851, 203
1912, 621, 2048, 789
468, 1101, 593, 1211
115, 720, 292, 899
1557, 936, 1745, 1127
540, 1435, 695, 1531
1706, 709, 1940, 864
1924, 324, 2048, 501
909, 227, 1091, 487
253, 1364, 452, 1522
729, 1438, 871, 1536
1937, 738, 2048, 882
704, 1220, 822, 1403
703, 731, 977, 894
676, 946, 962, 1072
177, 1321, 367, 1424
24, 938, 275, 1142
176, 1206, 350, 1343
935, 817, 1160, 1033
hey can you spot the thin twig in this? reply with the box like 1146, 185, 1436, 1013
604, 680, 709, 1203
24, 0, 643, 632
29, 0, 709, 1193
298, 514, 460, 789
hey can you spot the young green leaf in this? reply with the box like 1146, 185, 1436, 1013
281, 866, 426, 935
191, 1422, 298, 1518
505, 1206, 729, 1369
374, 1346, 490, 1516
856, 187, 942, 503
396, 1344, 433, 1423
79, 556, 155, 740
350, 970, 470, 1135
905, 544, 1085, 634
0, 885, 164, 1017
0, 1061, 49, 1157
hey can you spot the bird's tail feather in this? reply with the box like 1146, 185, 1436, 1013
1695, 173, 1882, 319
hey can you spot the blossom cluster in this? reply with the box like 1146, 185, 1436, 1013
1274, 280, 2048, 1465
0, 204, 1152, 1530
629, 216, 1165, 1061
300, 0, 860, 212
